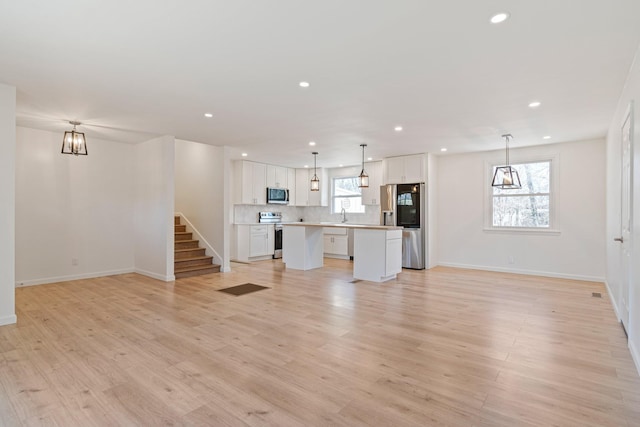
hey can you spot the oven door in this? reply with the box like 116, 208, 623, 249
273, 224, 283, 258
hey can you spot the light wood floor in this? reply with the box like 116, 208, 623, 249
1, 260, 639, 426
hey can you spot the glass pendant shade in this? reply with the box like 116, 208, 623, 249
310, 151, 319, 191
61, 121, 88, 156
358, 143, 369, 188
491, 134, 520, 189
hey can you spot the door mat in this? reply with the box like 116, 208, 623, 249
218, 283, 270, 296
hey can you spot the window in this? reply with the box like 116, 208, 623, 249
492, 161, 551, 228
332, 177, 365, 214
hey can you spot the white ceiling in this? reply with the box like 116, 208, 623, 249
1, 1, 640, 168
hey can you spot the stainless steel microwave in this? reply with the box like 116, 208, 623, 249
266, 187, 289, 204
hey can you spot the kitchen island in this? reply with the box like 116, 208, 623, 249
282, 223, 403, 282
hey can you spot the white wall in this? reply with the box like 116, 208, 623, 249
134, 136, 175, 281
437, 138, 606, 282
427, 153, 438, 269
606, 44, 640, 372
15, 127, 135, 286
0, 84, 16, 326
175, 139, 230, 271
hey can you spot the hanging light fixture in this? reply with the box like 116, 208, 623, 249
358, 143, 369, 188
491, 134, 521, 189
310, 151, 319, 191
61, 121, 88, 156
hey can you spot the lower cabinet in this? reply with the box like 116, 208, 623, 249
323, 228, 349, 259
353, 229, 402, 282
234, 224, 274, 262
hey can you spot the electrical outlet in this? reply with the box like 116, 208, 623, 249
508, 256, 515, 264
71, 258, 79, 266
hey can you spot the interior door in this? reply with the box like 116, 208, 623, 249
619, 102, 633, 332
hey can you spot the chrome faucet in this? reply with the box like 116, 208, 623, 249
341, 208, 347, 223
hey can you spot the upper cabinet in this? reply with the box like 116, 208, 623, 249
287, 168, 296, 206
234, 161, 267, 205
266, 165, 288, 188
294, 168, 328, 206
360, 161, 382, 205
383, 154, 425, 184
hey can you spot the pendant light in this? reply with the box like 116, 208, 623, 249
310, 151, 319, 191
61, 121, 88, 156
358, 143, 369, 188
491, 134, 521, 189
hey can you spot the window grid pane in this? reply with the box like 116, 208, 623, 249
333, 177, 365, 214
492, 161, 551, 228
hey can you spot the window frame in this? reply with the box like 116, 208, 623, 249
484, 154, 560, 235
331, 175, 365, 214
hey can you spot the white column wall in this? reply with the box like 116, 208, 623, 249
0, 84, 16, 326
134, 135, 175, 281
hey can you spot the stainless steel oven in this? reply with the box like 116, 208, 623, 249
259, 212, 283, 259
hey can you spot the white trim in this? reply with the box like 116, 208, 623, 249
175, 212, 224, 267
630, 339, 640, 376
437, 262, 605, 283
483, 227, 561, 235
0, 315, 17, 326
135, 268, 175, 282
604, 280, 621, 321
15, 268, 136, 287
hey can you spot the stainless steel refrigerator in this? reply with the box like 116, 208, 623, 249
380, 183, 426, 269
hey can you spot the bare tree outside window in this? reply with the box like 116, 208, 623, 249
492, 161, 550, 227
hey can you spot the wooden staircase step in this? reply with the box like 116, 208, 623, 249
175, 231, 193, 241
175, 247, 206, 259
174, 255, 214, 269
175, 216, 180, 225
175, 224, 186, 232
175, 239, 199, 249
175, 264, 221, 279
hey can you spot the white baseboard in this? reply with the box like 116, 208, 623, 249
15, 268, 135, 287
436, 262, 605, 283
0, 314, 17, 326
630, 339, 640, 377
134, 269, 175, 282
604, 280, 621, 321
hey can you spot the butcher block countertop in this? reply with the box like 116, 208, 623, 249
283, 222, 402, 231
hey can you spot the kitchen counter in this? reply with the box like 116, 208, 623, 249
282, 223, 402, 282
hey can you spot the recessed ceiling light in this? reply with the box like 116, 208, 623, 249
528, 101, 541, 108
367, 157, 373, 161
204, 113, 213, 118
440, 148, 447, 152
304, 165, 309, 168
394, 126, 403, 132
543, 136, 551, 140
241, 152, 248, 157
339, 164, 343, 167
309, 141, 316, 146
299, 81, 310, 88
490, 12, 510, 24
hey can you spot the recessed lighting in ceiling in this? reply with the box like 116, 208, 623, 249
440, 148, 447, 152
528, 101, 541, 108
490, 12, 510, 24
367, 157, 373, 161
299, 81, 310, 88
204, 113, 213, 118
309, 141, 316, 146
304, 165, 309, 168
394, 126, 403, 132
543, 136, 551, 140
339, 164, 343, 167
241, 152, 248, 157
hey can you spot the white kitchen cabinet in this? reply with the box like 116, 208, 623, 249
287, 168, 296, 205
360, 161, 382, 205
383, 154, 425, 184
234, 161, 267, 205
323, 228, 348, 258
266, 165, 288, 188
234, 224, 274, 262
294, 168, 328, 206
353, 228, 402, 282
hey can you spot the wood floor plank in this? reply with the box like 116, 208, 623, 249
1, 260, 637, 426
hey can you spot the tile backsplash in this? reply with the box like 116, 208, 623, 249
234, 204, 380, 224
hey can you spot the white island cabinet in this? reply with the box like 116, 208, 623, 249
282, 223, 402, 282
